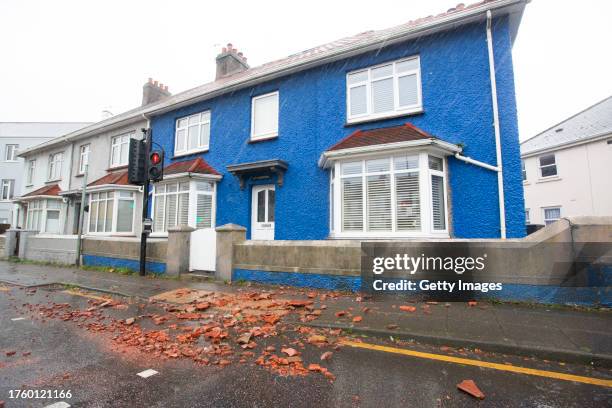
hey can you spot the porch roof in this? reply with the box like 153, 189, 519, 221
164, 157, 220, 176
226, 159, 289, 189
88, 170, 130, 187
319, 123, 461, 167
20, 184, 62, 198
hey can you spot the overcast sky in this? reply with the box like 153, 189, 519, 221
0, 0, 610, 140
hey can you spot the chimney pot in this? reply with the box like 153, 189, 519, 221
215, 43, 249, 80
153, 80, 159, 86
142, 78, 171, 106
148, 77, 153, 83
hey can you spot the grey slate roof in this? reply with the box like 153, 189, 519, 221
19, 0, 527, 156
521, 96, 612, 156
0, 122, 90, 138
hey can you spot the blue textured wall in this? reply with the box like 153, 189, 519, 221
151, 17, 524, 239
83, 255, 166, 274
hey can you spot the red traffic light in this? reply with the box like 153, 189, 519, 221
150, 152, 162, 165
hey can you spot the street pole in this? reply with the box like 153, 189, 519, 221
75, 164, 88, 266
139, 128, 151, 276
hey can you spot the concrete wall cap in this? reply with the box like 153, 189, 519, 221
168, 225, 196, 233
216, 223, 247, 232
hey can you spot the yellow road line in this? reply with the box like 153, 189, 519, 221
341, 340, 612, 388
62, 289, 109, 302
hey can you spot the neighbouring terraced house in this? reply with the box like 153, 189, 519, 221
15, 0, 528, 272
1, 122, 90, 227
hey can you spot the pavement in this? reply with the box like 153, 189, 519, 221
0, 260, 610, 368
1, 282, 611, 407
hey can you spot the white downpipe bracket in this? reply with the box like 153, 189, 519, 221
486, 10, 507, 239
454, 153, 500, 172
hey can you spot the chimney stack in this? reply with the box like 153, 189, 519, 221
142, 77, 171, 106
215, 43, 249, 80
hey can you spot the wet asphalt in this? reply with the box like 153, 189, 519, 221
0, 284, 610, 408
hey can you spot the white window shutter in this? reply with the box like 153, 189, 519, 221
371, 78, 394, 113
153, 196, 165, 232
165, 194, 177, 230
342, 177, 363, 231
366, 174, 392, 231
253, 93, 279, 137
395, 173, 420, 231
398, 74, 418, 107
178, 193, 189, 226
349, 85, 367, 116
431, 175, 446, 230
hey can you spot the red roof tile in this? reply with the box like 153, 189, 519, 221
21, 184, 61, 198
327, 123, 437, 152
88, 170, 130, 187
164, 157, 220, 176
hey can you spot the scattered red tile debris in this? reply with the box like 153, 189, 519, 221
352, 316, 362, 323
399, 305, 416, 312
468, 301, 478, 307
320, 351, 333, 361
5, 351, 16, 357
457, 379, 485, 399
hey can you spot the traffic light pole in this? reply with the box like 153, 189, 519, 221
139, 128, 152, 276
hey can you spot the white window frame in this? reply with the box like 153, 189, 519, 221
521, 160, 527, 182
26, 159, 36, 185
110, 132, 133, 168
5, 144, 18, 162
48, 152, 63, 181
78, 144, 90, 174
86, 189, 136, 236
538, 153, 558, 178
151, 178, 217, 236
1, 179, 14, 201
330, 150, 449, 238
174, 111, 212, 156
525, 208, 530, 224
250, 91, 279, 141
346, 56, 422, 124
542, 206, 561, 225
25, 199, 62, 234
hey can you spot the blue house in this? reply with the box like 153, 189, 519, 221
147, 0, 528, 250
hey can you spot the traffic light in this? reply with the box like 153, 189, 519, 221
148, 150, 164, 182
128, 138, 146, 185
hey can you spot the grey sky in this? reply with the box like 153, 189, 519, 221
0, 0, 610, 140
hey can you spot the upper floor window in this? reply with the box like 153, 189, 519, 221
1, 179, 14, 200
79, 144, 90, 174
521, 160, 527, 181
525, 208, 530, 224
175, 111, 211, 156
48, 152, 63, 181
27, 160, 36, 185
251, 92, 279, 141
347, 56, 422, 123
538, 154, 557, 178
5, 144, 18, 162
110, 133, 133, 168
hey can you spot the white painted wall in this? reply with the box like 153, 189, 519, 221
522, 136, 612, 225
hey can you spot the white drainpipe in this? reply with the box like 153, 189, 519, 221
486, 10, 507, 239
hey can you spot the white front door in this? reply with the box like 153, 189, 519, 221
251, 184, 275, 240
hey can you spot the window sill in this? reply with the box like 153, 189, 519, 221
522, 181, 530, 186
75, 173, 84, 178
4, 160, 19, 163
345, 108, 424, 127
536, 176, 561, 184
107, 165, 128, 172
45, 179, 61, 184
248, 135, 278, 144
173, 148, 210, 159
329, 231, 450, 239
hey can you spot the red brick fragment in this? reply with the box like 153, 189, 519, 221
457, 379, 485, 399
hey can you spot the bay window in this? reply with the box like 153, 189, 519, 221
87, 190, 135, 235
152, 180, 216, 234
331, 152, 448, 237
25, 199, 62, 234
347, 56, 422, 123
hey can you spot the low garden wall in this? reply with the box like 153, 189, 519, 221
219, 217, 612, 306
81, 236, 168, 274
24, 235, 79, 265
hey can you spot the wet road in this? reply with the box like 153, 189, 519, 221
0, 284, 610, 407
